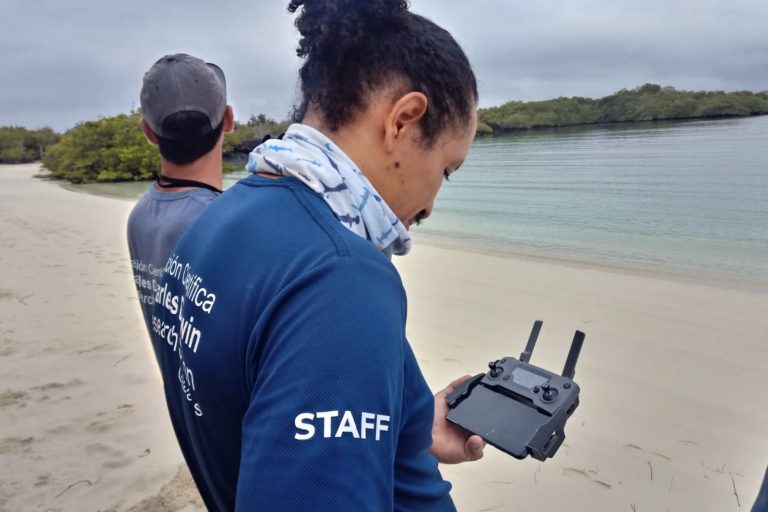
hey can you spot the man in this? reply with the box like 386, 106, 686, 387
127, 53, 233, 330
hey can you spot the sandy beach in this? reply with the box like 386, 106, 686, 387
1, 163, 766, 511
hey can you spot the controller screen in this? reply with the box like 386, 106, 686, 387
511, 367, 548, 389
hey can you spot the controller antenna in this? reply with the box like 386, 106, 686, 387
519, 320, 543, 363
562, 331, 585, 380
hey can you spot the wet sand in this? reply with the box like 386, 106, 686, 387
1, 163, 766, 511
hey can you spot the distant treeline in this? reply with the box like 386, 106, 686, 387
0, 126, 59, 164
224, 114, 291, 156
5, 83, 768, 183
476, 83, 768, 134
43, 113, 160, 183
39, 112, 289, 184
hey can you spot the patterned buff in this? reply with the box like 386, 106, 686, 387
245, 124, 412, 256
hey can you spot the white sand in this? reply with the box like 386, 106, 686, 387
0, 165, 203, 511
397, 241, 768, 511
1, 164, 766, 511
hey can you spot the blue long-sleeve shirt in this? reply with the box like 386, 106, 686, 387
151, 173, 455, 511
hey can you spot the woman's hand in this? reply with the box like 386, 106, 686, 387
429, 375, 486, 464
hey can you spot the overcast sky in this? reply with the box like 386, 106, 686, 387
1, 0, 766, 131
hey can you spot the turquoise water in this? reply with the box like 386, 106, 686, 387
418, 116, 768, 290
67, 116, 768, 290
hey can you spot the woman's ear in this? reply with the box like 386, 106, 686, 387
383, 92, 428, 153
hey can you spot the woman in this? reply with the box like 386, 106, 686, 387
151, 1, 483, 510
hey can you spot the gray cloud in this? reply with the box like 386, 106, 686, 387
1, 0, 765, 131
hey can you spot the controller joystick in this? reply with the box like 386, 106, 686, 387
541, 383, 558, 402
488, 360, 503, 378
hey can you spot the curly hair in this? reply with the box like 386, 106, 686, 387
287, 0, 477, 147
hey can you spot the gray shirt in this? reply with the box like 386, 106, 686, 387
127, 186, 218, 329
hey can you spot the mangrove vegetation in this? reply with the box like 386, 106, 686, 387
2, 84, 766, 183
40, 112, 288, 184
476, 83, 768, 134
0, 126, 59, 164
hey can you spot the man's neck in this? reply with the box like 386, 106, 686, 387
158, 148, 224, 192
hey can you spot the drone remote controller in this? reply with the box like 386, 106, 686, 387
446, 321, 585, 461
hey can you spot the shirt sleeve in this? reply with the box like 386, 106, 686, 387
235, 255, 407, 511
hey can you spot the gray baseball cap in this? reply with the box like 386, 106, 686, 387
140, 53, 227, 139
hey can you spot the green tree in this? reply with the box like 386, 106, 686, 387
41, 111, 294, 183
223, 114, 290, 155
43, 113, 160, 183
477, 85, 768, 136
0, 126, 60, 163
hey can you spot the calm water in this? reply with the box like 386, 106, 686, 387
420, 116, 768, 289
68, 116, 768, 290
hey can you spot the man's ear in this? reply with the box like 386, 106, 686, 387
140, 118, 159, 145
383, 92, 428, 153
222, 105, 235, 133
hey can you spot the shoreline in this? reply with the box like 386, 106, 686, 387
475, 111, 768, 137
41, 165, 768, 296
411, 232, 768, 295
2, 163, 767, 511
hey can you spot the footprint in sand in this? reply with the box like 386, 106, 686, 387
0, 289, 33, 305
86, 410, 127, 434
0, 390, 29, 408
32, 379, 85, 392
0, 436, 36, 455
85, 442, 135, 470
0, 338, 15, 357
34, 474, 52, 487
102, 457, 135, 469
46, 424, 73, 436
0, 380, 87, 408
